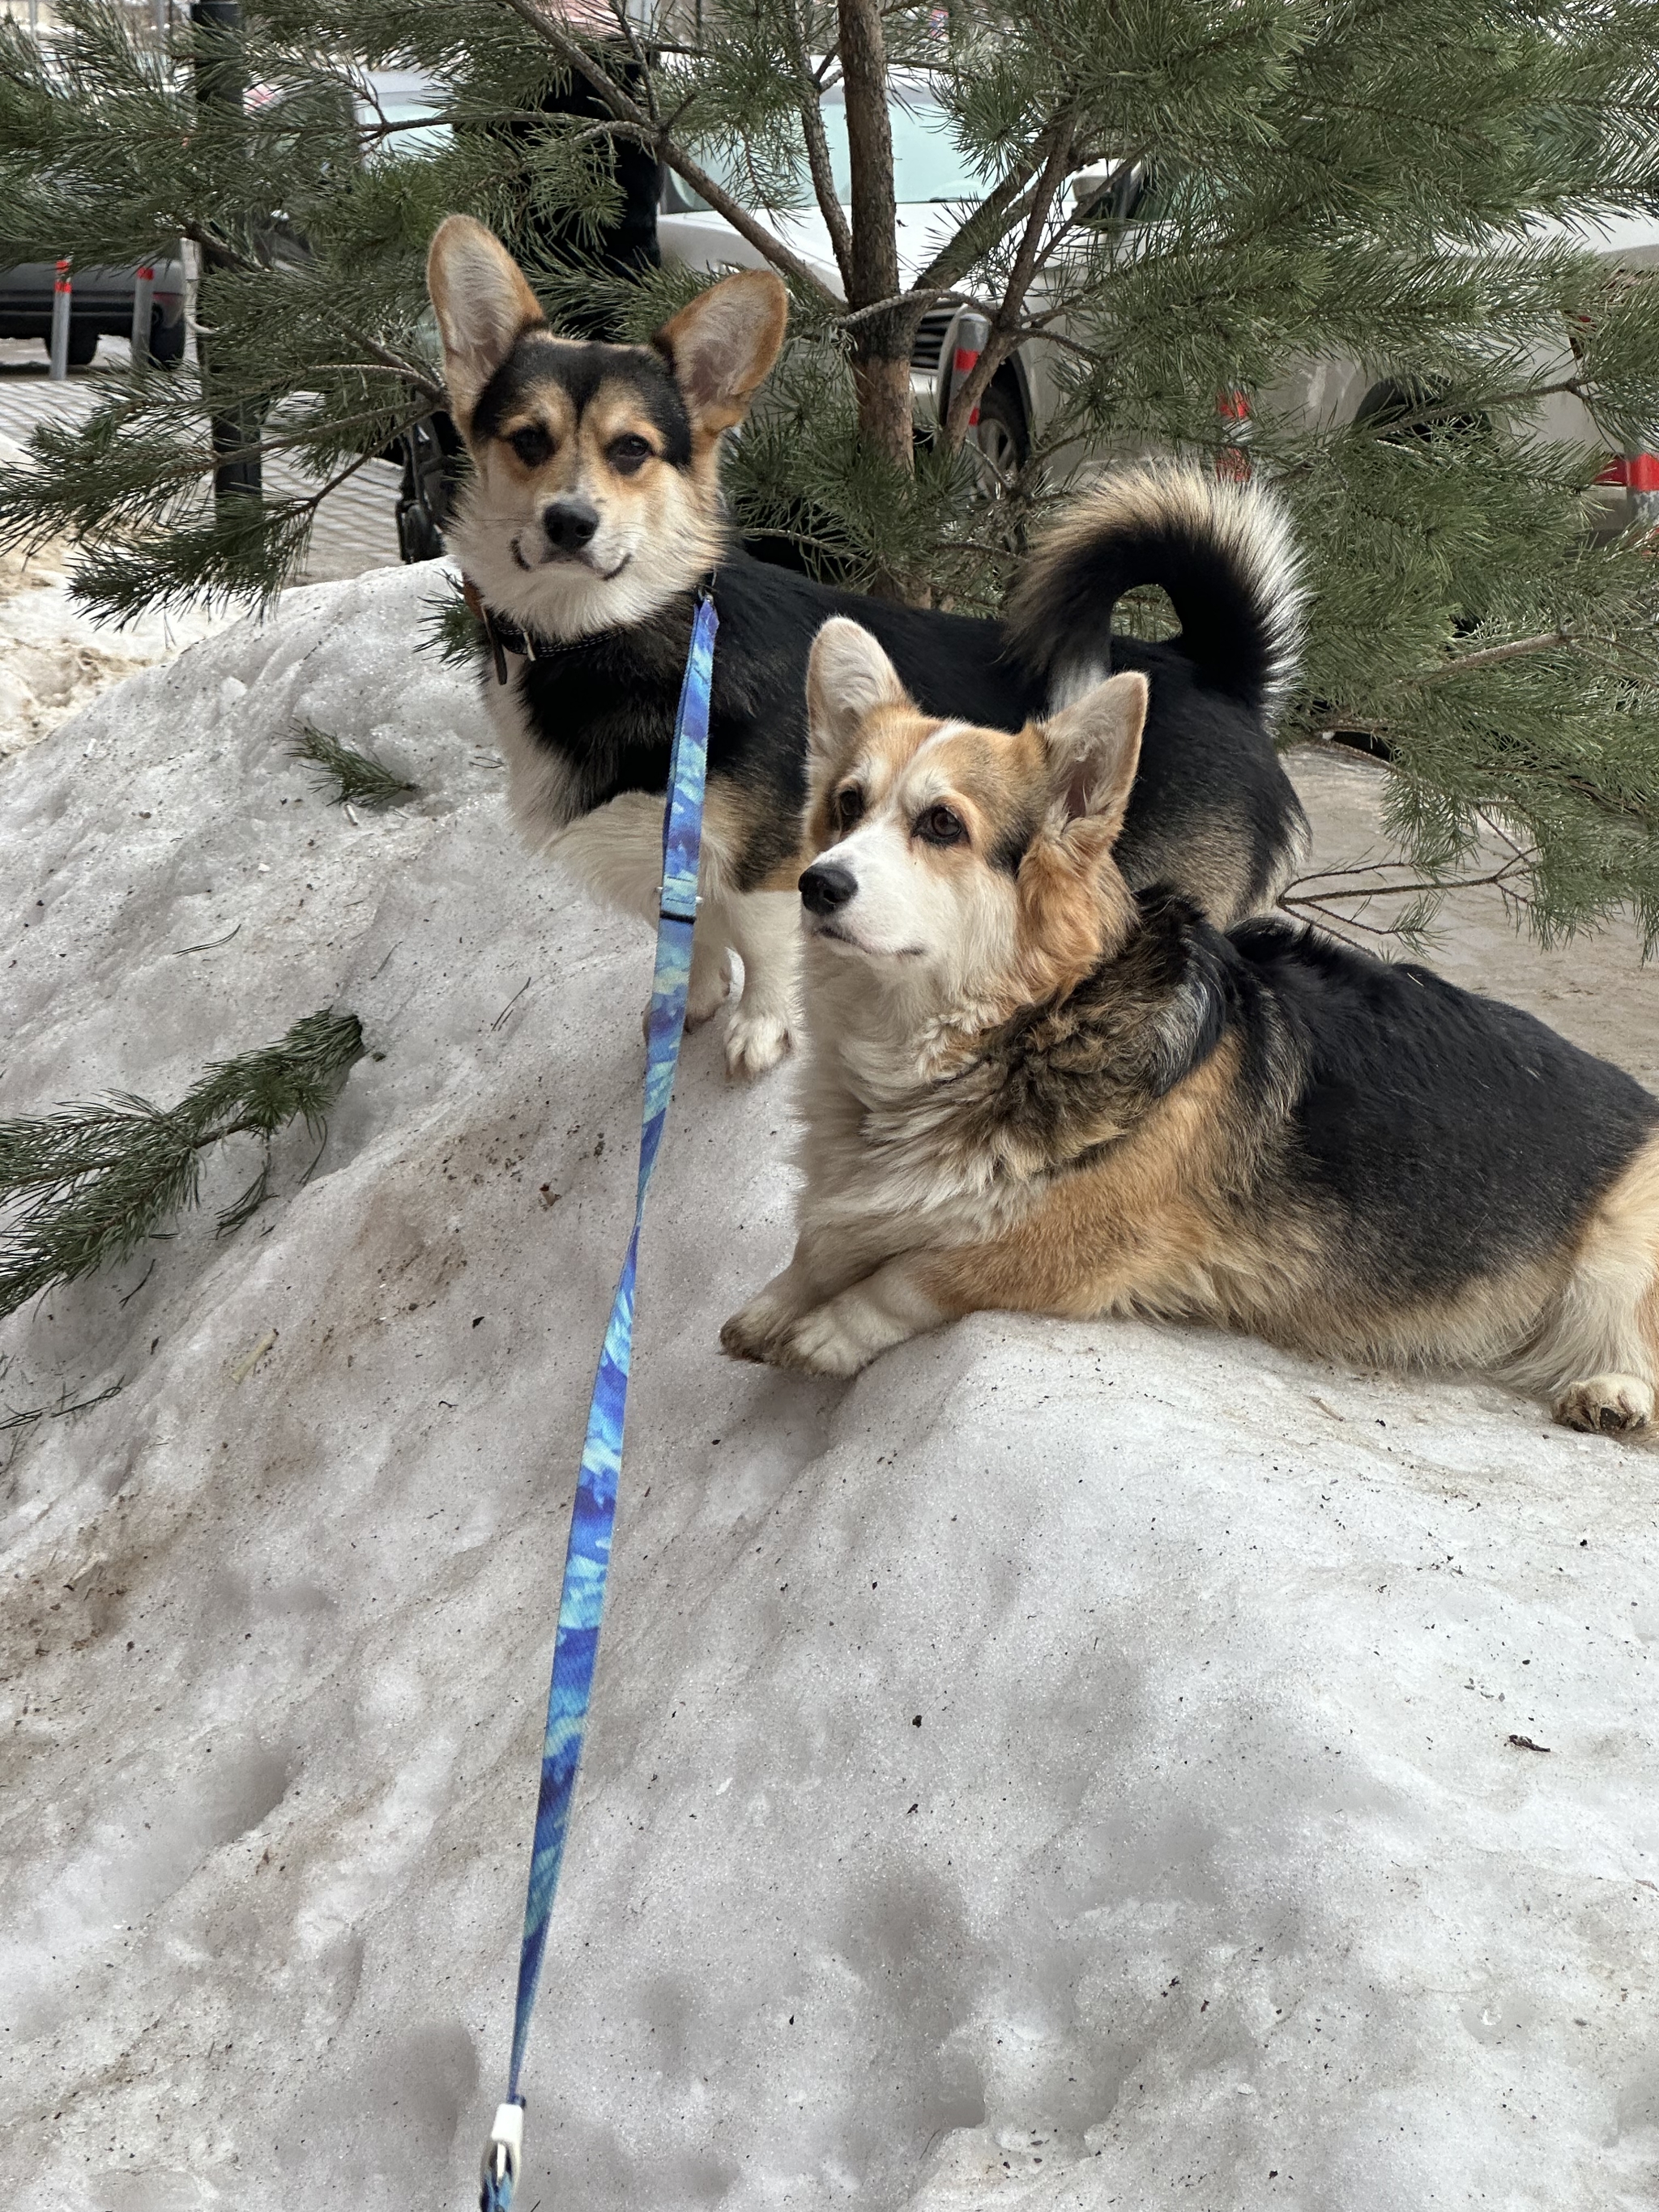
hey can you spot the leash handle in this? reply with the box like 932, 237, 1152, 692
479, 593, 717, 2210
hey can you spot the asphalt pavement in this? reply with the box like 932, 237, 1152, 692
0, 333, 405, 585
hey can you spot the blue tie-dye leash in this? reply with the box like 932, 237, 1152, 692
479, 592, 717, 2212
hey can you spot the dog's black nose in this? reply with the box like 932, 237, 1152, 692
544, 497, 599, 552
800, 861, 857, 916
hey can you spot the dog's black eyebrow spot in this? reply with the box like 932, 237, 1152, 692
473, 335, 693, 464
990, 813, 1035, 875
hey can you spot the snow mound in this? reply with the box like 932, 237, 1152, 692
0, 431, 237, 760
2, 563, 1657, 2211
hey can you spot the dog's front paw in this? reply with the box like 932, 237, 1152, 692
1553, 1373, 1655, 1436
724, 1004, 791, 1081
774, 1302, 875, 1377
719, 1296, 787, 1363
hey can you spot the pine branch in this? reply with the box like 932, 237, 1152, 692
291, 724, 418, 808
0, 1008, 366, 1319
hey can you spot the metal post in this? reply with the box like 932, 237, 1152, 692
1216, 387, 1252, 482
943, 309, 989, 431
191, 0, 261, 505
131, 262, 155, 370
49, 260, 72, 380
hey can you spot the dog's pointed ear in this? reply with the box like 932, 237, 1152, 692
427, 215, 546, 428
653, 270, 789, 440
808, 618, 912, 768
1041, 671, 1149, 839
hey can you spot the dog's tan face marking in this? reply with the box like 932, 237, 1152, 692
801, 619, 1149, 1004
460, 368, 697, 585
424, 216, 789, 640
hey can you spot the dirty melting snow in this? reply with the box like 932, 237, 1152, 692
0, 561, 1656, 2212
0, 433, 236, 761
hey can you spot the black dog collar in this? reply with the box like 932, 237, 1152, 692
460, 573, 720, 686
461, 578, 549, 685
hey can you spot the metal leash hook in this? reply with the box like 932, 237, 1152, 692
471, 592, 718, 2210
480, 2099, 524, 2210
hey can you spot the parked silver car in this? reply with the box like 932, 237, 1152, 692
662, 104, 1659, 527
0, 256, 187, 366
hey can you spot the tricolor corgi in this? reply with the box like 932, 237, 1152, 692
722, 616, 1659, 1438
425, 215, 1309, 1077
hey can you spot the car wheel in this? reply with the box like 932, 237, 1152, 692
1355, 381, 1490, 443
970, 379, 1029, 491
397, 497, 446, 565
65, 325, 99, 367
149, 309, 185, 368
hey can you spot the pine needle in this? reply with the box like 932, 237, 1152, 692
290, 725, 417, 809
0, 1008, 366, 1319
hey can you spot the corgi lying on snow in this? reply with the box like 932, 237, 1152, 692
721, 618, 1659, 1437
425, 215, 1309, 1078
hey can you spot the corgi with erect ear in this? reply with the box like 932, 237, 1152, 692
427, 215, 1309, 1080
723, 617, 1659, 1443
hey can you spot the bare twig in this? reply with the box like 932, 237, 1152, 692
1280, 855, 1535, 938
1412, 629, 1575, 681
787, 8, 853, 288
944, 115, 1075, 449
606, 0, 659, 122
492, 0, 841, 305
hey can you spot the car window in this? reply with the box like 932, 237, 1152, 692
664, 86, 992, 213
354, 71, 450, 161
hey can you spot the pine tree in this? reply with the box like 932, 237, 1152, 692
2, 1, 1659, 940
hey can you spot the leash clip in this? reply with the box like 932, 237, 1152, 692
480, 2099, 524, 2205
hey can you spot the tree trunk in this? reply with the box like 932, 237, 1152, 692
838, 0, 911, 479
190, 0, 261, 508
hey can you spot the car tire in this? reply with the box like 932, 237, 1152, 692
397, 497, 447, 565
65, 325, 99, 368
149, 310, 185, 368
971, 377, 1029, 489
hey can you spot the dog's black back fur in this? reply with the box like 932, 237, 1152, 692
510, 544, 1306, 909
1106, 899, 1659, 1301
1235, 918, 1659, 1295
966, 889, 1658, 1318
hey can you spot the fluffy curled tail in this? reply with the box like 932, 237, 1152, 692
1003, 463, 1307, 727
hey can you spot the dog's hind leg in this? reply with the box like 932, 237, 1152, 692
1535, 1129, 1659, 1439
721, 890, 800, 1081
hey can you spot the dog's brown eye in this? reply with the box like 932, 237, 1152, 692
609, 433, 653, 475
915, 803, 966, 848
833, 784, 865, 833
508, 426, 552, 467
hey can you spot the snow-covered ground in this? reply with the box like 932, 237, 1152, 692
2, 563, 1657, 2212
0, 526, 235, 761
